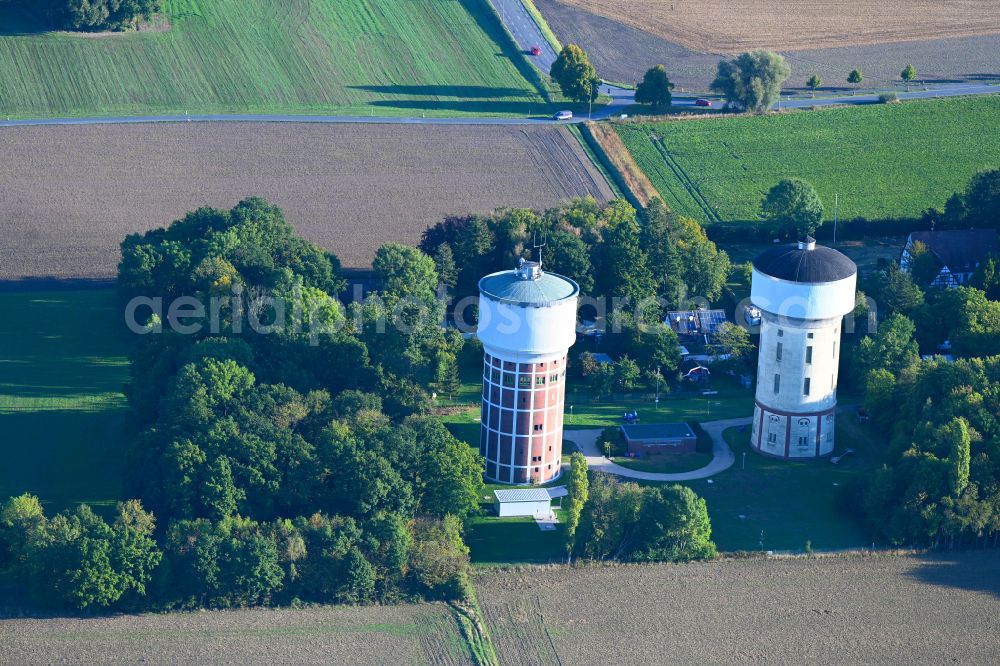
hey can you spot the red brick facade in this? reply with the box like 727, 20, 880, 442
480, 352, 567, 484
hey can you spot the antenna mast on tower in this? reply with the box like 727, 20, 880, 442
533, 231, 547, 268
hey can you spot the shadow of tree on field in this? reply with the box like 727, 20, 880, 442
349, 84, 535, 99
903, 551, 1000, 600
0, 6, 48, 35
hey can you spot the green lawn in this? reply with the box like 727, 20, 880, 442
677, 415, 880, 553
611, 451, 712, 474
465, 509, 567, 565
0, 289, 130, 511
0, 0, 553, 118
615, 95, 1000, 226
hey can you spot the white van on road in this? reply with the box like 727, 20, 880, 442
553, 110, 573, 120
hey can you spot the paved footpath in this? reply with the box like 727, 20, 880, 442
564, 416, 751, 481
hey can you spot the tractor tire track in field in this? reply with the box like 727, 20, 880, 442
649, 135, 722, 224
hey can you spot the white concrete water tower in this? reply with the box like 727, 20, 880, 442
749, 237, 857, 458
477, 258, 579, 484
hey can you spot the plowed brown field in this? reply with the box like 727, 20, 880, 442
476, 552, 1000, 665
0, 603, 473, 665
0, 123, 613, 280
556, 0, 1000, 53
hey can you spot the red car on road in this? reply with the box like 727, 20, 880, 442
695, 98, 713, 107
530, 45, 542, 56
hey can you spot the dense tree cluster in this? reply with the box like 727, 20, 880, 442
4, 0, 159, 31
850, 267, 1000, 548
1, 198, 484, 611
575, 475, 716, 562
422, 197, 728, 309
939, 168, 1000, 230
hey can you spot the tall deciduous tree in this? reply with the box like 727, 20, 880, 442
806, 74, 822, 92
847, 69, 864, 88
711, 50, 791, 112
564, 452, 589, 558
635, 65, 675, 109
761, 178, 823, 239
550, 44, 599, 103
901, 64, 918, 86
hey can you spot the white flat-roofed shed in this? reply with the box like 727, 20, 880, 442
493, 486, 567, 518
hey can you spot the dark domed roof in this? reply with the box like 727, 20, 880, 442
753, 238, 856, 283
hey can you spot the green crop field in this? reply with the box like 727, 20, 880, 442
0, 289, 130, 511
615, 95, 1000, 226
0, 0, 548, 118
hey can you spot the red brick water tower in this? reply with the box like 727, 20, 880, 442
477, 259, 579, 484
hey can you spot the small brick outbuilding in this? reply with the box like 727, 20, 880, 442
621, 423, 697, 455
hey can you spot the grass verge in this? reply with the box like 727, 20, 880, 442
582, 121, 660, 207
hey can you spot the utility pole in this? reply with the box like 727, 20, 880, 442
654, 365, 661, 410
833, 193, 839, 244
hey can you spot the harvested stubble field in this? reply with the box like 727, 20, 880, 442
535, 0, 1000, 91
550, 0, 1000, 54
614, 95, 1000, 226
0, 603, 473, 665
0, 122, 612, 279
0, 0, 546, 118
476, 552, 1000, 665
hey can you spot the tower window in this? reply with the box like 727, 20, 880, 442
807, 332, 814, 339
536, 376, 545, 386
503, 374, 515, 387
803, 378, 811, 396
773, 374, 780, 393
833, 341, 837, 358
776, 342, 782, 361
550, 374, 559, 383
533, 423, 543, 432
777, 329, 784, 337
518, 376, 531, 389
798, 436, 808, 446
805, 346, 813, 364
767, 432, 777, 443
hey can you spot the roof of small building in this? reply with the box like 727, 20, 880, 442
591, 352, 613, 365
494, 488, 553, 503
621, 423, 696, 441
907, 229, 999, 271
479, 269, 579, 307
546, 486, 569, 499
754, 238, 856, 284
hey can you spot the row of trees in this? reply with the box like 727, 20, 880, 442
0, 495, 470, 610
2, 0, 159, 31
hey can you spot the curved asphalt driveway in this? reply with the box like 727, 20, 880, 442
564, 416, 751, 482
